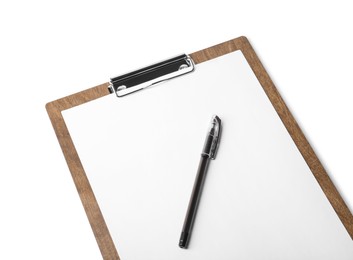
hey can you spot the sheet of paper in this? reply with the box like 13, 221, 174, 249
63, 51, 353, 259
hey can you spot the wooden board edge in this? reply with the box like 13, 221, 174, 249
238, 37, 353, 239
46, 82, 111, 111
46, 85, 120, 260
190, 36, 248, 64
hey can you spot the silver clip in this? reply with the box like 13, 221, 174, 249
109, 54, 195, 97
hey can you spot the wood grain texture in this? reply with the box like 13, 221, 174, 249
238, 37, 353, 239
46, 36, 353, 259
46, 83, 120, 260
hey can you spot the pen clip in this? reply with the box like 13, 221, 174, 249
202, 115, 222, 159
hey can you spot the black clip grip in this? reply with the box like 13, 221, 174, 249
109, 54, 194, 97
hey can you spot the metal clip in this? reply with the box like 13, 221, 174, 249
109, 54, 195, 97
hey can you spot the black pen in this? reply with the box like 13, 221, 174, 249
179, 115, 222, 249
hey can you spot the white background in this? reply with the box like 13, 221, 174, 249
0, 1, 352, 259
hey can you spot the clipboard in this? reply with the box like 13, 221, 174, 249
46, 36, 353, 259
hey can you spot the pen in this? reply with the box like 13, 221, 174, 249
179, 115, 222, 249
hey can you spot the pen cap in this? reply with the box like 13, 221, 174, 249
202, 115, 221, 159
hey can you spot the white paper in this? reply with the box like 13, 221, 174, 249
63, 51, 353, 259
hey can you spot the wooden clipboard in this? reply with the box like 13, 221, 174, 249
46, 36, 353, 259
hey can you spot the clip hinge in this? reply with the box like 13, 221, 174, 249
109, 54, 194, 97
